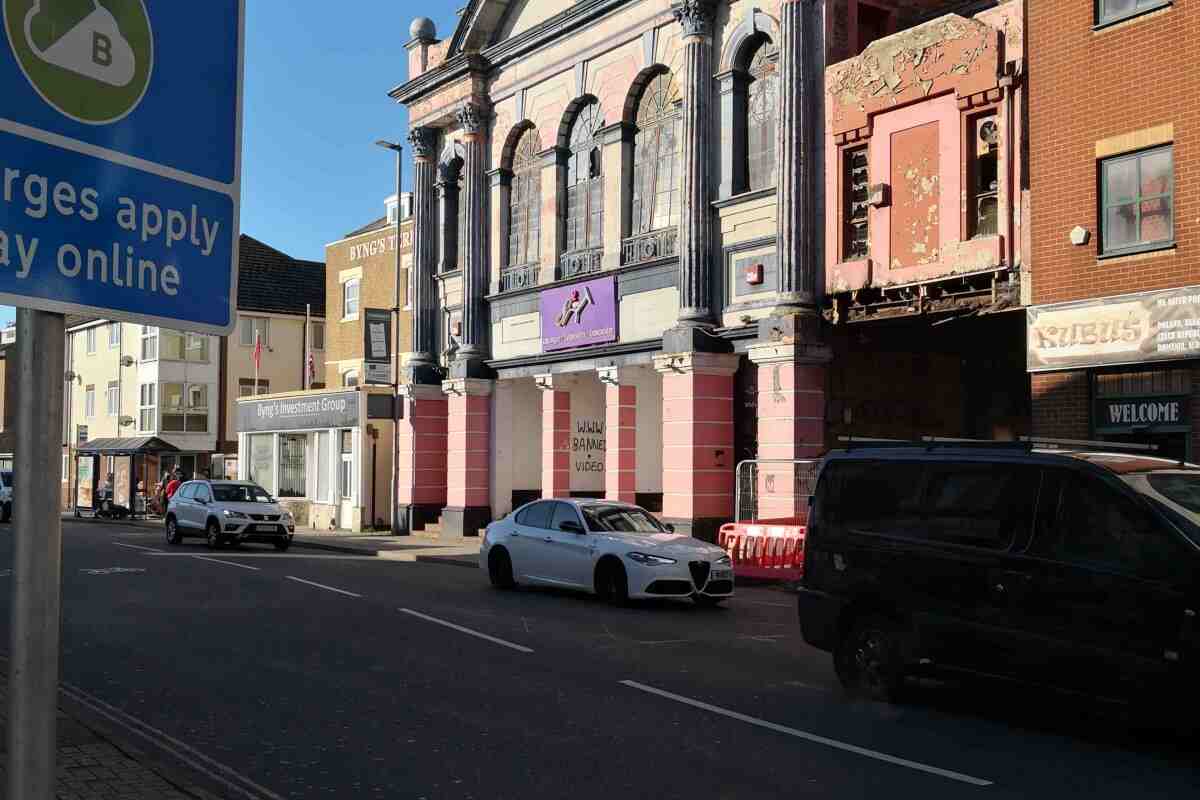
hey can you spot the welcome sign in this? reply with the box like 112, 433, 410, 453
540, 275, 617, 352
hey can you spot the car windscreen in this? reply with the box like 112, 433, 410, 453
581, 506, 665, 533
1138, 473, 1200, 546
212, 484, 272, 503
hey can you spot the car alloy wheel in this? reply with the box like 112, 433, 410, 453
835, 616, 905, 703
165, 519, 181, 545
595, 559, 629, 606
206, 521, 222, 550
488, 548, 516, 589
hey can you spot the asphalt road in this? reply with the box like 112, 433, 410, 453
1, 521, 1197, 799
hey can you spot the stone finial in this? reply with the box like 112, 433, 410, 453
409, 17, 436, 42
672, 0, 716, 38
456, 101, 487, 134
407, 126, 436, 160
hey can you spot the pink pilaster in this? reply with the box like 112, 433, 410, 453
395, 384, 448, 531
539, 377, 571, 499
654, 352, 740, 540
604, 376, 636, 504
748, 341, 829, 522
442, 378, 493, 536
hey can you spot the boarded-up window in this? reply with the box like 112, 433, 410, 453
631, 72, 682, 235
507, 127, 542, 267
889, 122, 940, 269
746, 41, 779, 191
565, 103, 604, 253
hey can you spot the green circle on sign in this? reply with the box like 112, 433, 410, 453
4, 0, 153, 125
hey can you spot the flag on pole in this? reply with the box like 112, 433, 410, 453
307, 351, 315, 387
253, 332, 262, 395
304, 303, 311, 390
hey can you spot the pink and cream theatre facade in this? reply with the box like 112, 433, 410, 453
391, 0, 985, 538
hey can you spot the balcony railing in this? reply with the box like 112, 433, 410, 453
558, 247, 603, 280
499, 263, 540, 292
621, 227, 678, 266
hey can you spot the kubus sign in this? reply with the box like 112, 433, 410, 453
0, 0, 244, 334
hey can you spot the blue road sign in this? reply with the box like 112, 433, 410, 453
0, 0, 243, 334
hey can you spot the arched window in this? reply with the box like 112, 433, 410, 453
565, 102, 604, 256
631, 72, 682, 237
746, 40, 779, 191
508, 127, 542, 269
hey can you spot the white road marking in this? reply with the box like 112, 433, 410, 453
56, 680, 287, 800
80, 567, 147, 575
285, 576, 362, 598
191, 556, 260, 571
399, 608, 534, 654
146, 552, 379, 560
619, 680, 994, 787
636, 639, 693, 645
114, 542, 162, 553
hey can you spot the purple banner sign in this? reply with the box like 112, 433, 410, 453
540, 276, 618, 352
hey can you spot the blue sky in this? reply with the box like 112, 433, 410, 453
0, 1, 461, 326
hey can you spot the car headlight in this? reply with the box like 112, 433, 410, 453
281, 511, 294, 523
714, 555, 732, 566
222, 509, 248, 519
626, 552, 677, 566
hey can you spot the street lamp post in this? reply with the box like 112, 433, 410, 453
375, 139, 404, 535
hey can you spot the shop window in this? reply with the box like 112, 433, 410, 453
139, 384, 155, 431
84, 385, 95, 418
1100, 145, 1173, 256
316, 430, 331, 502
745, 42, 778, 191
240, 316, 270, 347
238, 378, 269, 397
630, 72, 682, 236
249, 434, 274, 494
108, 323, 120, 349
1096, 0, 1171, 28
106, 381, 119, 416
343, 279, 360, 320
140, 326, 157, 361
278, 434, 306, 498
85, 327, 96, 354
843, 146, 870, 260
969, 115, 1000, 238
507, 126, 542, 270
563, 101, 604, 261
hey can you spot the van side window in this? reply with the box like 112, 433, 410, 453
1033, 473, 1178, 579
922, 464, 1038, 550
821, 461, 925, 538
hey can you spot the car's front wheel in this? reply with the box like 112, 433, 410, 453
274, 538, 291, 552
834, 615, 907, 703
487, 547, 516, 589
205, 520, 222, 550
165, 517, 182, 545
594, 558, 629, 606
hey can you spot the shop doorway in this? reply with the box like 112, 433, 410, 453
338, 429, 355, 529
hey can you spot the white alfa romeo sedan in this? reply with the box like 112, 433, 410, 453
480, 499, 734, 605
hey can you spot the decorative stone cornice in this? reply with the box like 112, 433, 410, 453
442, 377, 494, 397
747, 341, 832, 366
653, 351, 739, 376
407, 126, 437, 160
456, 101, 487, 134
672, 0, 716, 39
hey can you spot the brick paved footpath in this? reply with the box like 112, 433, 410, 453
0, 679, 206, 799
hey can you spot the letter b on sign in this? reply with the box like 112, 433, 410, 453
93, 32, 112, 67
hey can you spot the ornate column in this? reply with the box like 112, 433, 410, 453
441, 377, 493, 536
454, 101, 490, 368
672, 0, 717, 327
406, 126, 438, 376
536, 374, 571, 499
598, 366, 636, 505
775, 0, 823, 309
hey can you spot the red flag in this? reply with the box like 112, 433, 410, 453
253, 332, 262, 371
307, 351, 315, 385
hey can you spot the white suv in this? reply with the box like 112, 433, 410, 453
0, 470, 12, 523
166, 480, 295, 550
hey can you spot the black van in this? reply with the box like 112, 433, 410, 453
797, 444, 1200, 709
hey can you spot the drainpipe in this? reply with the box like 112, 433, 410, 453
1000, 60, 1019, 275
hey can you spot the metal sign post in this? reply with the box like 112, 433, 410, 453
2, 3, 245, 795
8, 307, 65, 798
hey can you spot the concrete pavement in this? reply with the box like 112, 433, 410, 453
3, 520, 1198, 799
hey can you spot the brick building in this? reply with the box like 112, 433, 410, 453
1028, 0, 1200, 459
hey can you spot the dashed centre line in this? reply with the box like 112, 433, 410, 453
619, 680, 994, 787
285, 576, 362, 598
114, 542, 162, 553
191, 556, 260, 571
399, 608, 534, 654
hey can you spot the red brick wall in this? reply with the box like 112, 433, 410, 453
1030, 371, 1089, 439
1029, 1, 1200, 305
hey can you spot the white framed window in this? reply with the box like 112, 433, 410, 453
84, 385, 95, 418
339, 429, 354, 500
310, 322, 325, 351
108, 323, 121, 349
140, 326, 158, 361
239, 317, 270, 347
343, 279, 360, 320
315, 430, 330, 502
238, 378, 269, 397
161, 382, 208, 433
138, 383, 155, 432
85, 327, 96, 354
159, 330, 209, 362
342, 370, 359, 388
106, 381, 119, 416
